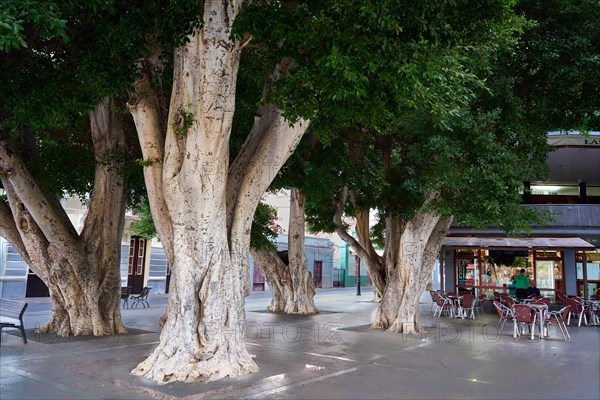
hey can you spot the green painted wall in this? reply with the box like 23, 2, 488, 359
345, 275, 368, 287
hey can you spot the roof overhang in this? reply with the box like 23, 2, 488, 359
543, 132, 600, 185
442, 237, 595, 250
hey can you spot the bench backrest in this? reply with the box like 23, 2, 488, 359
0, 298, 28, 320
138, 286, 150, 299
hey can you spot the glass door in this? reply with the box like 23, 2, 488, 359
535, 260, 555, 290
535, 258, 562, 302
456, 257, 478, 295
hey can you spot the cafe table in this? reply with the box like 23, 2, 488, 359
528, 303, 549, 340
446, 295, 461, 318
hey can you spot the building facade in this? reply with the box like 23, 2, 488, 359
440, 132, 600, 301
0, 196, 338, 298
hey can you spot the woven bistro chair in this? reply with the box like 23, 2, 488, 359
433, 294, 454, 318
567, 297, 588, 326
544, 305, 571, 341
513, 304, 538, 340
474, 293, 487, 315
458, 293, 476, 319
493, 301, 513, 334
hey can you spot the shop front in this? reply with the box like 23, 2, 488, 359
442, 237, 596, 302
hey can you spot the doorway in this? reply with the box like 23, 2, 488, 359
25, 269, 50, 297
252, 264, 265, 291
127, 237, 147, 294
313, 261, 323, 288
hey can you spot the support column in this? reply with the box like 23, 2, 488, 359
579, 181, 587, 204
443, 249, 455, 293
582, 251, 589, 299
563, 250, 577, 296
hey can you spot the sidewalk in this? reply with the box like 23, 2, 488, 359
1, 288, 599, 399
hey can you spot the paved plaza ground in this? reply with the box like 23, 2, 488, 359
1, 288, 599, 399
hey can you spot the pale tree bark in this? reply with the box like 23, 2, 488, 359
332, 188, 385, 299
285, 188, 318, 314
227, 103, 307, 299
128, 45, 173, 330
353, 200, 386, 302
371, 198, 453, 334
127, 1, 309, 384
0, 202, 31, 266
0, 98, 127, 336
250, 248, 292, 313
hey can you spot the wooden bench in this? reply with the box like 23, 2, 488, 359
0, 298, 28, 345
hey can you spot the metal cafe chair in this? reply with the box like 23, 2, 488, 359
513, 304, 538, 340
458, 294, 476, 319
567, 297, 588, 326
544, 305, 571, 341
493, 301, 513, 334
433, 294, 454, 318
429, 291, 438, 314
474, 293, 487, 315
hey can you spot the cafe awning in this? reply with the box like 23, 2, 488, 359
442, 237, 595, 250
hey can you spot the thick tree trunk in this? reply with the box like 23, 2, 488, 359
130, 6, 258, 381
250, 248, 292, 313
38, 257, 125, 336
354, 204, 386, 302
226, 103, 307, 299
128, 2, 309, 383
332, 188, 385, 300
286, 189, 318, 315
371, 212, 452, 334
0, 98, 127, 336
133, 224, 256, 383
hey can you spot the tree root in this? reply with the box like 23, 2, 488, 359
132, 344, 258, 384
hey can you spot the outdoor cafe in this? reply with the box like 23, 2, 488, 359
431, 237, 600, 340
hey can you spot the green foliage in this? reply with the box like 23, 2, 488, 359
0, 1, 199, 212
1, 1, 202, 133
258, 0, 570, 237
234, 0, 526, 140
136, 158, 155, 168
243, 0, 522, 209
0, 0, 69, 52
25, 127, 95, 199
230, 48, 273, 153
171, 108, 195, 138
130, 196, 158, 240
512, 0, 600, 131
250, 202, 281, 252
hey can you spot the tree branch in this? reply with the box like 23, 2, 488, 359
80, 98, 128, 257
227, 104, 309, 240
128, 58, 174, 265
332, 187, 378, 266
3, 180, 54, 280
0, 138, 79, 249
349, 190, 382, 264
0, 198, 32, 265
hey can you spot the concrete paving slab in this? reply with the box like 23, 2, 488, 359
1, 288, 598, 399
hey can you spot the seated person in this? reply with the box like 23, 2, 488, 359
526, 280, 541, 297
